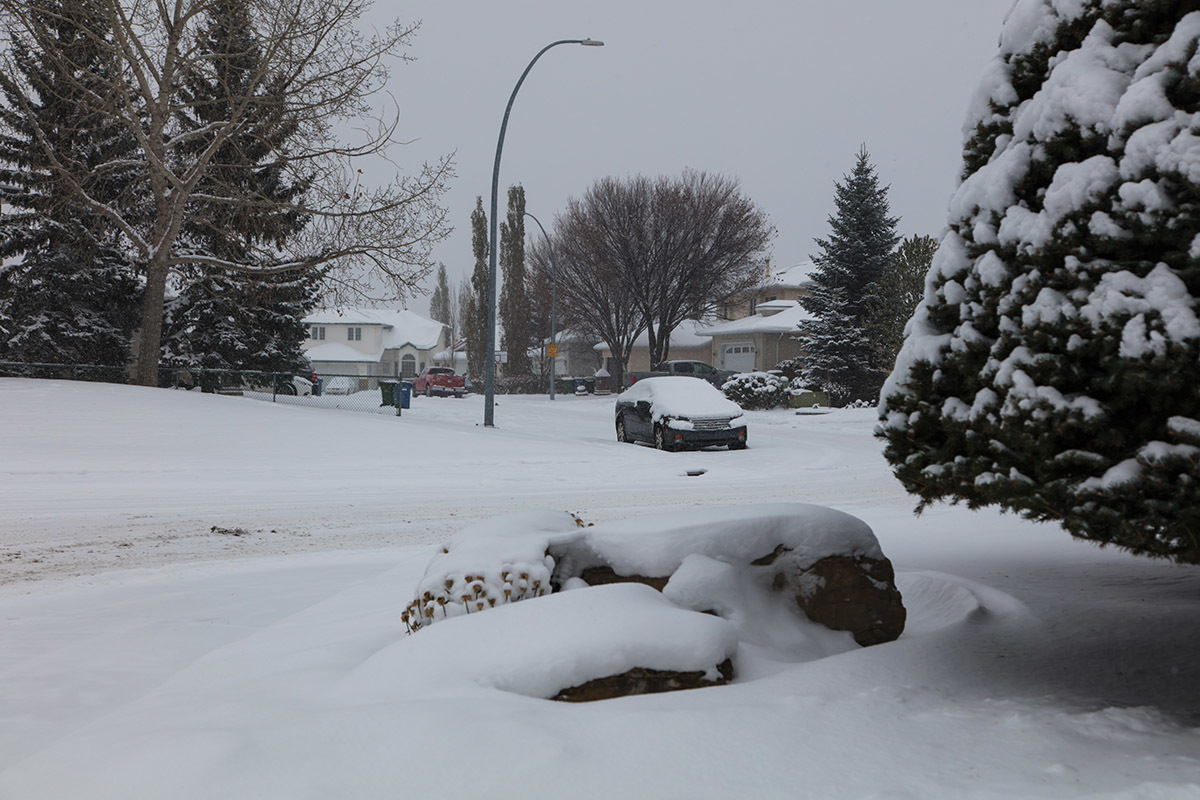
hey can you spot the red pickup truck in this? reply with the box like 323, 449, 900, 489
412, 367, 466, 398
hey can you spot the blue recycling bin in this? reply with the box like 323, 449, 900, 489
399, 380, 412, 409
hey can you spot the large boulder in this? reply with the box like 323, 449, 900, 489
552, 504, 906, 647
767, 553, 906, 647
405, 504, 906, 653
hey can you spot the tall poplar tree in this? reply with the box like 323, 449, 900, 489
499, 184, 531, 376
465, 197, 489, 381
800, 146, 899, 403
429, 263, 452, 325
0, 0, 142, 368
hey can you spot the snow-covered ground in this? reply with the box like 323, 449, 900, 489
0, 379, 1197, 799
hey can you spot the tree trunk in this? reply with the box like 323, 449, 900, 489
133, 252, 170, 386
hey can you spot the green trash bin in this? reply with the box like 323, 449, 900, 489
380, 379, 398, 407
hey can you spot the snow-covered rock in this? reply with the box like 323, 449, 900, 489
407, 504, 906, 649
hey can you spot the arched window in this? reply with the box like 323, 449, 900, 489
401, 354, 417, 378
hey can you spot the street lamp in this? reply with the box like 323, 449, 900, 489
484, 38, 604, 428
524, 211, 557, 400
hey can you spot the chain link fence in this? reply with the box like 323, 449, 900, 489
0, 361, 422, 416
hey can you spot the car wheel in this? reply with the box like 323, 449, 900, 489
616, 416, 631, 443
279, 383, 297, 396
730, 439, 748, 450
654, 424, 674, 452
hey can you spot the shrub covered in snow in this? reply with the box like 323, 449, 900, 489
721, 371, 789, 410
878, 1, 1200, 563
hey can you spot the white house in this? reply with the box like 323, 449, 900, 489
696, 299, 813, 372
302, 308, 448, 380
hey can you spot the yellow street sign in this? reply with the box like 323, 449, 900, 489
547, 344, 559, 358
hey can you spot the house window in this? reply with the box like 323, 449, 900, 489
347, 327, 362, 341
310, 326, 325, 340
401, 354, 417, 378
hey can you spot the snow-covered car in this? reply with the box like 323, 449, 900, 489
321, 375, 360, 395
615, 376, 747, 451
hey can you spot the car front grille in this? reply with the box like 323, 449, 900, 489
691, 417, 732, 431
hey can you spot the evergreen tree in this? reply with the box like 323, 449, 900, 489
796, 284, 861, 406
499, 185, 531, 376
0, 0, 142, 368
801, 145, 899, 402
161, 0, 317, 384
465, 197, 489, 381
878, 0, 1200, 564
863, 234, 938, 370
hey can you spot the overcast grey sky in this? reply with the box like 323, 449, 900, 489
377, 1, 1017, 297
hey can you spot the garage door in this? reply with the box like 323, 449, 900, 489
722, 343, 756, 373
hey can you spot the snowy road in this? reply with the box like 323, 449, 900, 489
0, 381, 904, 584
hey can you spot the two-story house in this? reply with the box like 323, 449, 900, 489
720, 261, 815, 321
302, 308, 449, 381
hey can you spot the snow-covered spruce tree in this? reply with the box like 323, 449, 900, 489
796, 283, 861, 407
801, 146, 899, 403
161, 0, 318, 386
878, 0, 1200, 564
499, 184, 532, 377
0, 0, 142, 368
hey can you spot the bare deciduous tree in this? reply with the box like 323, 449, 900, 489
536, 209, 643, 391
0, 0, 453, 384
551, 171, 773, 379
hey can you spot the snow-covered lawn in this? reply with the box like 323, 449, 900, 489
0, 379, 1196, 799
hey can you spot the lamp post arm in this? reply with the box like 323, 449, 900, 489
524, 211, 557, 400
485, 40, 590, 427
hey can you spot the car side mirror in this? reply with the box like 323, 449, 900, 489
636, 400, 651, 411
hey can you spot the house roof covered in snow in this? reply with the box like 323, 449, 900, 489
696, 300, 813, 336
304, 308, 445, 350
593, 319, 714, 352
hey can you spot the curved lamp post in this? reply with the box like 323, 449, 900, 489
484, 38, 604, 428
524, 211, 557, 400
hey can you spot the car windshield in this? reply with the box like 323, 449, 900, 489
429, 368, 453, 375
625, 376, 742, 418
